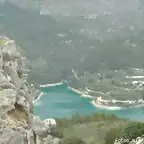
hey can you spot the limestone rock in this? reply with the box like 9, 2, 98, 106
0, 79, 15, 89
17, 68, 24, 78
42, 135, 61, 144
43, 119, 57, 133
27, 129, 36, 144
43, 135, 53, 144
0, 37, 61, 144
0, 89, 16, 114
18, 89, 27, 97
16, 96, 30, 112
52, 137, 61, 144
2, 51, 12, 61
0, 71, 15, 89
0, 71, 7, 81
4, 65, 21, 86
32, 117, 47, 136
36, 136, 43, 144
0, 131, 24, 144
0, 49, 3, 69
14, 52, 21, 60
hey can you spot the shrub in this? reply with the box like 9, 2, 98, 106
105, 127, 123, 144
123, 122, 144, 141
61, 137, 85, 144
51, 130, 64, 138
106, 73, 114, 79
88, 78, 95, 83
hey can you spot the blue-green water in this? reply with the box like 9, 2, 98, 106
34, 85, 144, 121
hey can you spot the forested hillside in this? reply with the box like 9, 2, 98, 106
56, 113, 144, 144
1, 2, 144, 85
1, 2, 144, 104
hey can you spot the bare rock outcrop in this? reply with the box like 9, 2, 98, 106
32, 116, 47, 136
0, 37, 61, 144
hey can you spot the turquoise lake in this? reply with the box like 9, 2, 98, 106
34, 85, 144, 121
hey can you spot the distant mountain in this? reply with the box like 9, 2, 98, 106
1, 1, 144, 85
138, 0, 144, 9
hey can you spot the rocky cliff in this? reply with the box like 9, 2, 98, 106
0, 37, 61, 144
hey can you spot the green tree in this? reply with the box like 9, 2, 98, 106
123, 122, 144, 141
111, 79, 115, 85
88, 78, 95, 83
106, 73, 114, 79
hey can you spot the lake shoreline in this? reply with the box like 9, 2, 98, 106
40, 82, 63, 87
91, 100, 122, 110
67, 86, 93, 98
91, 100, 144, 110
33, 92, 44, 104
35, 82, 144, 111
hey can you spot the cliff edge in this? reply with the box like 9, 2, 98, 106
0, 37, 61, 144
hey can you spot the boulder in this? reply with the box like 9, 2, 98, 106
43, 119, 57, 133
27, 129, 36, 144
0, 131, 24, 144
32, 116, 47, 136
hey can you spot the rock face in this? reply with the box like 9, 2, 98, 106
0, 38, 61, 144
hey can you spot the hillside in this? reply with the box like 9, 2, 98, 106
56, 113, 144, 144
1, 2, 144, 106
1, 2, 144, 83
56, 114, 129, 144
1, 37, 144, 144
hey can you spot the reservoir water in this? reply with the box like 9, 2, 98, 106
34, 84, 144, 121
